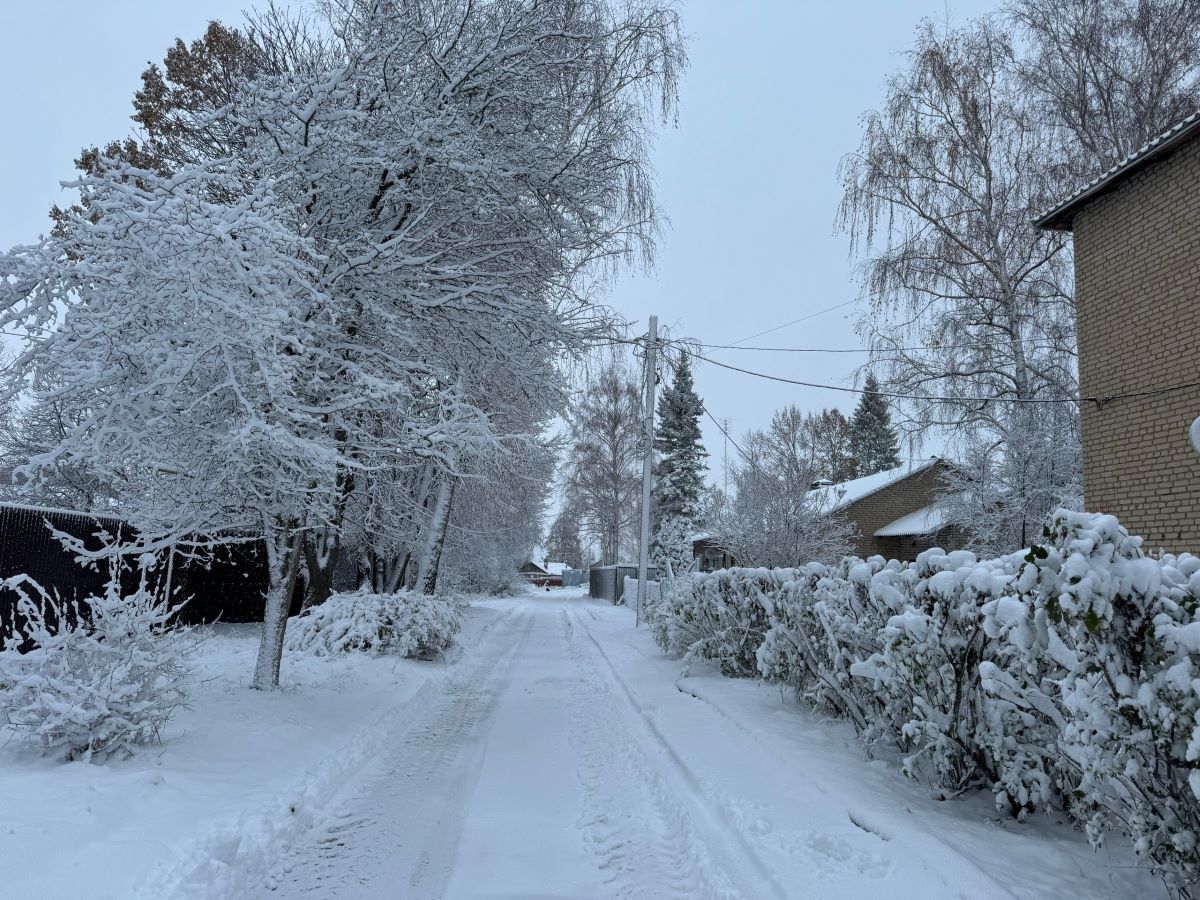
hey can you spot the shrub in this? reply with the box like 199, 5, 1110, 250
983, 513, 1200, 891
651, 567, 775, 676
653, 510, 1200, 896
0, 572, 194, 761
285, 589, 466, 659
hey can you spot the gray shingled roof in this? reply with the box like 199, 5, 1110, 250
1036, 111, 1200, 231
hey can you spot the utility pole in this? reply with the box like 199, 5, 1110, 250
636, 315, 658, 627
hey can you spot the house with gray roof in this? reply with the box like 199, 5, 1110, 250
809, 458, 965, 561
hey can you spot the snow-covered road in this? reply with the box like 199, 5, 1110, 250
262, 589, 1153, 900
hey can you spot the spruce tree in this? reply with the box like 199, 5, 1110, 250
652, 354, 708, 573
848, 373, 901, 477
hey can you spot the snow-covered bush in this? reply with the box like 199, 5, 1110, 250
285, 589, 466, 660
983, 512, 1200, 890
651, 568, 775, 676
851, 550, 1024, 799
0, 573, 194, 761
655, 509, 1200, 895
754, 559, 887, 730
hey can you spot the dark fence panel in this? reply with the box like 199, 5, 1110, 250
588, 565, 647, 604
0, 503, 269, 648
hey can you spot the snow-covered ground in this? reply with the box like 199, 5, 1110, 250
0, 596, 522, 899
3, 588, 1161, 898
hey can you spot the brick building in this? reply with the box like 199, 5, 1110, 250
691, 459, 965, 570
812, 458, 965, 560
1038, 113, 1200, 553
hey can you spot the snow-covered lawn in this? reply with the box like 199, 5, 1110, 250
0, 597, 523, 899
2, 588, 1161, 898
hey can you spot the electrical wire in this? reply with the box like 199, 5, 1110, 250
689, 351, 1200, 407
725, 298, 859, 346
684, 339, 1074, 355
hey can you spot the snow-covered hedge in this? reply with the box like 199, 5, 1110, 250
653, 510, 1200, 896
651, 567, 774, 676
285, 589, 466, 659
0, 574, 195, 761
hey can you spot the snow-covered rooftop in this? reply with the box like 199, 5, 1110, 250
544, 561, 567, 576
1037, 111, 1200, 231
874, 503, 952, 538
809, 458, 940, 514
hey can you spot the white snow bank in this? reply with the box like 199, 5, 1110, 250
0, 598, 519, 900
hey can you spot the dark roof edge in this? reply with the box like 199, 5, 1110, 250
1035, 111, 1200, 232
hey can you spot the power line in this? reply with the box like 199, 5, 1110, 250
684, 339, 1074, 355
690, 351, 1200, 407
726, 298, 859, 346
702, 404, 754, 469
659, 350, 757, 473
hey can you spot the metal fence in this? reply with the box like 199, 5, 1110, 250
589, 564, 658, 604
0, 502, 269, 649
561, 568, 587, 587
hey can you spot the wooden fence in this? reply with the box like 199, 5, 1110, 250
0, 502, 269, 649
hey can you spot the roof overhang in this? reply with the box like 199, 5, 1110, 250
874, 503, 952, 538
1036, 112, 1200, 231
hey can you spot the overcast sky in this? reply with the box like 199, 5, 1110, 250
0, 0, 994, 482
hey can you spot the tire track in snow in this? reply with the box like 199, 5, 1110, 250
566, 606, 792, 900
562, 609, 767, 900
261, 603, 536, 899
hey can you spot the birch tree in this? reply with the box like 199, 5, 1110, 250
0, 0, 685, 688
839, 20, 1079, 551
567, 358, 645, 565
711, 410, 857, 567
1010, 0, 1200, 173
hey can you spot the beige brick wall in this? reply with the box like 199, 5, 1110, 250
1072, 139, 1200, 554
840, 461, 962, 560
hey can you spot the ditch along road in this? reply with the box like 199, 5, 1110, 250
261, 589, 1139, 900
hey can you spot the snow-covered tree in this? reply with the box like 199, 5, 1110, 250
841, 6, 1200, 553
654, 353, 707, 520
711, 411, 856, 567
567, 358, 645, 565
652, 353, 707, 573
939, 402, 1083, 554
546, 503, 586, 570
840, 20, 1079, 552
847, 374, 900, 477
438, 432, 558, 595
0, 363, 120, 513
0, 0, 685, 688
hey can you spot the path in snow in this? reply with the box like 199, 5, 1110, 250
261, 590, 1153, 900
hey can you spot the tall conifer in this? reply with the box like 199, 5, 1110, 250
848, 373, 901, 476
652, 354, 708, 573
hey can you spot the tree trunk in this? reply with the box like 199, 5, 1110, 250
253, 528, 304, 690
422, 480, 458, 600
301, 463, 353, 610
301, 530, 339, 611
416, 475, 456, 595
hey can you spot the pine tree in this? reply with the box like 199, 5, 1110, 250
848, 373, 901, 477
652, 354, 708, 573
